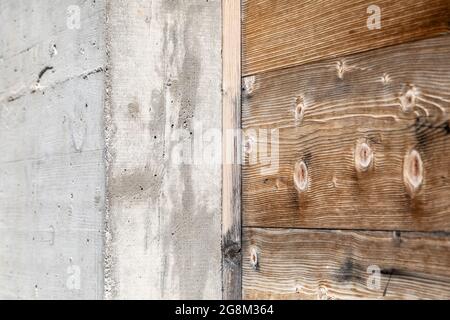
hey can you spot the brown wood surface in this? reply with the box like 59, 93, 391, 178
242, 0, 450, 76
242, 35, 450, 231
222, 0, 242, 300
243, 227, 450, 299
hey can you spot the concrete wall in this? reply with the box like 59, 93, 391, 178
104, 0, 222, 299
0, 0, 222, 299
0, 0, 106, 299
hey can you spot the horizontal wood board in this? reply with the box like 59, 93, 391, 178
243, 227, 450, 299
242, 35, 450, 231
242, 0, 450, 75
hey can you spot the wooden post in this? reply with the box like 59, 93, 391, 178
222, 0, 242, 300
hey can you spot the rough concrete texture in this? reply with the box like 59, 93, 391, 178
1, 0, 222, 299
0, 0, 106, 299
104, 0, 222, 299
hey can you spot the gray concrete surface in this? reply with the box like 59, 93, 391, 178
104, 0, 222, 299
0, 0, 106, 299
0, 0, 222, 299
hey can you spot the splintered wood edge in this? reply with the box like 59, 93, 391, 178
222, 0, 242, 300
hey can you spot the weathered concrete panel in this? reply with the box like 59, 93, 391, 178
0, 0, 106, 299
104, 0, 222, 299
1, 0, 222, 299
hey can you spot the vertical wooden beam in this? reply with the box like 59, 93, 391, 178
222, 0, 242, 300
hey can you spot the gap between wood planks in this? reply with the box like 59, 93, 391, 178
243, 226, 450, 236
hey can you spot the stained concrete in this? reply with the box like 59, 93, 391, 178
104, 0, 222, 299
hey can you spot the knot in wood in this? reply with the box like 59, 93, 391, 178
293, 95, 305, 122
223, 236, 241, 267
293, 160, 309, 192
403, 149, 423, 197
318, 285, 329, 300
355, 141, 373, 172
250, 247, 258, 270
399, 85, 418, 112
242, 76, 256, 97
336, 60, 345, 79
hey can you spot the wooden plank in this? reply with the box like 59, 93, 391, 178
242, 0, 450, 75
222, 0, 242, 300
243, 227, 450, 299
242, 35, 450, 231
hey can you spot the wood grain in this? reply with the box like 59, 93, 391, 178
243, 227, 450, 299
242, 35, 450, 231
242, 0, 450, 75
222, 0, 242, 300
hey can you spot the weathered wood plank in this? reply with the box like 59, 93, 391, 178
243, 227, 450, 299
222, 0, 242, 300
242, 35, 450, 231
242, 0, 450, 75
